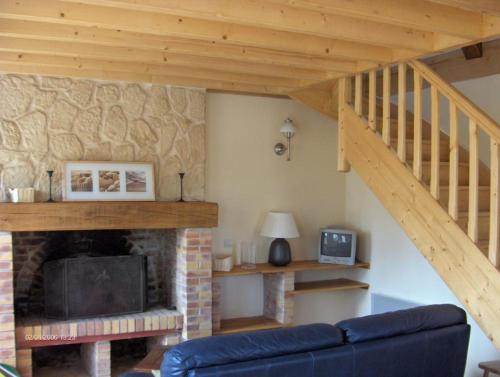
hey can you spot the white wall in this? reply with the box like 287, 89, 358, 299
205, 93, 364, 324
345, 171, 500, 377
205, 76, 500, 377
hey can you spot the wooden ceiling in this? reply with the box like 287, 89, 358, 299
0, 0, 498, 96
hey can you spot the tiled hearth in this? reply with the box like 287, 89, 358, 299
0, 227, 213, 377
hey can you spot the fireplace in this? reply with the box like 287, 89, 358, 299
13, 230, 177, 317
0, 200, 216, 377
44, 255, 147, 320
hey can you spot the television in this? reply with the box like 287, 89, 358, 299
318, 228, 357, 265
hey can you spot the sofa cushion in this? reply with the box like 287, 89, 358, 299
336, 304, 467, 344
161, 324, 343, 377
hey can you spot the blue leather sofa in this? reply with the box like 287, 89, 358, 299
123, 304, 470, 377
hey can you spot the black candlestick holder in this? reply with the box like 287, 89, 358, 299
178, 172, 185, 202
47, 170, 54, 202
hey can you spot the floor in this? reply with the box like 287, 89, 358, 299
35, 357, 141, 377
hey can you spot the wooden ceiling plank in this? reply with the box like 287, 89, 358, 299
0, 36, 336, 81
0, 19, 361, 73
0, 62, 291, 95
59, 0, 434, 51
427, 0, 500, 15
268, 0, 482, 39
0, 51, 312, 89
0, 0, 395, 62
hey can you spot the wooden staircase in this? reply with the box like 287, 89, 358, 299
366, 97, 493, 256
332, 60, 500, 348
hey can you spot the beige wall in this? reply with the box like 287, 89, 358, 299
0, 74, 205, 201
206, 93, 366, 322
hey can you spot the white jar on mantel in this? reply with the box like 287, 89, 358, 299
9, 188, 35, 203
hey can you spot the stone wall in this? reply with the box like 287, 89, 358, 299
0, 74, 205, 202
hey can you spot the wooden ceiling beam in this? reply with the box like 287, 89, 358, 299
0, 0, 395, 63
427, 0, 500, 15
0, 62, 291, 96
60, 0, 434, 51
0, 51, 312, 89
0, 36, 335, 81
267, 0, 483, 39
0, 20, 363, 74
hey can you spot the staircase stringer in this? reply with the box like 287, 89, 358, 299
343, 105, 500, 349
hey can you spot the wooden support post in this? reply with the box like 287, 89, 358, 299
337, 77, 350, 172
382, 66, 391, 146
489, 139, 499, 267
397, 63, 406, 162
430, 85, 440, 200
448, 102, 459, 221
413, 70, 422, 181
468, 119, 479, 243
368, 70, 376, 131
354, 73, 362, 116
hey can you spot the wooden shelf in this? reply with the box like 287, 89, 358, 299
213, 316, 284, 335
213, 260, 370, 277
291, 278, 369, 296
0, 201, 218, 231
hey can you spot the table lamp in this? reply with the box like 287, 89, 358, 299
260, 212, 299, 266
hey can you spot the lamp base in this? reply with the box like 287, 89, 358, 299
268, 238, 291, 266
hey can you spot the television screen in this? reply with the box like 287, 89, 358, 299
321, 232, 352, 257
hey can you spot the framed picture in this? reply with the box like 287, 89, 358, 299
63, 161, 155, 201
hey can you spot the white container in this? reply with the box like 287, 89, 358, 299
234, 241, 242, 266
9, 188, 35, 203
213, 254, 234, 272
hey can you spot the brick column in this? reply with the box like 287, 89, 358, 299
176, 228, 212, 340
0, 232, 16, 367
264, 272, 294, 324
15, 349, 32, 377
211, 280, 221, 332
81, 341, 111, 377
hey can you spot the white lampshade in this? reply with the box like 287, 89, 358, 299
280, 118, 296, 136
260, 212, 300, 239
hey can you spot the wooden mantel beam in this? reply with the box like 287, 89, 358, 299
59, 0, 434, 51
0, 202, 219, 231
0, 0, 396, 63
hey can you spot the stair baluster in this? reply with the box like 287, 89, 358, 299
337, 77, 350, 172
397, 63, 407, 162
413, 70, 423, 181
368, 70, 377, 131
354, 73, 362, 116
382, 66, 391, 146
490, 140, 499, 267
448, 103, 459, 221
430, 85, 440, 200
468, 120, 479, 243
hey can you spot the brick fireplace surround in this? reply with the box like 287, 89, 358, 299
0, 227, 213, 377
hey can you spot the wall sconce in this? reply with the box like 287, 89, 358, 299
274, 118, 297, 161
